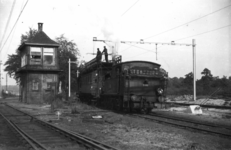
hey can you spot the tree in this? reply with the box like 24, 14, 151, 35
4, 28, 38, 83
4, 53, 21, 83
201, 68, 213, 94
211, 76, 220, 87
201, 68, 213, 79
56, 34, 80, 95
20, 28, 38, 44
183, 72, 193, 87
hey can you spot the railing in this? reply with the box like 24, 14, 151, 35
85, 58, 97, 68
113, 55, 122, 65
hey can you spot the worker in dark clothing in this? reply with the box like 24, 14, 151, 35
102, 46, 108, 63
96, 48, 102, 63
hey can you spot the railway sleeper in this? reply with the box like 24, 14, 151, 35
33, 136, 67, 141
40, 140, 73, 145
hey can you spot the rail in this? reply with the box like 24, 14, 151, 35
132, 113, 231, 138
156, 101, 231, 109
5, 104, 120, 150
0, 112, 41, 150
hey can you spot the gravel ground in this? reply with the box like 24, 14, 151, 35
1, 97, 231, 150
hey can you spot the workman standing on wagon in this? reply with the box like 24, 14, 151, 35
96, 48, 102, 63
102, 46, 108, 63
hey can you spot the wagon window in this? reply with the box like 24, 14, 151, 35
143, 79, 149, 86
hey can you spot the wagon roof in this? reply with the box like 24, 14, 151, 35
115, 60, 161, 67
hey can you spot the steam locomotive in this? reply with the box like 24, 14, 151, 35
78, 55, 168, 113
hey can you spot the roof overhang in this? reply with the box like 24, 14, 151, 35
18, 42, 59, 51
16, 69, 63, 74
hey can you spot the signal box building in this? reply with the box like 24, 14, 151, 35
17, 23, 61, 104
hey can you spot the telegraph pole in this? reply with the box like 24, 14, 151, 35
68, 59, 71, 97
6, 73, 8, 91
68, 59, 78, 98
193, 39, 196, 101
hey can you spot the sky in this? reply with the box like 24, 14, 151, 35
0, 0, 230, 86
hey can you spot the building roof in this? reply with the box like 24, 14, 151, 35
26, 31, 59, 45
18, 23, 59, 51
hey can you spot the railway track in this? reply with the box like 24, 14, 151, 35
132, 112, 231, 138
0, 112, 37, 150
0, 103, 119, 150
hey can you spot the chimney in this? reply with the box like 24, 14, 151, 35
38, 23, 43, 32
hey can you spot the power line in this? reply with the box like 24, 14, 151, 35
121, 0, 140, 17
123, 51, 150, 59
175, 24, 231, 41
0, 0, 29, 53
124, 44, 166, 60
5, 22, 18, 57
0, 0, 16, 50
144, 3, 231, 40
125, 24, 231, 62
120, 45, 132, 53
123, 43, 154, 52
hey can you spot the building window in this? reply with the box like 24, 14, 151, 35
21, 55, 27, 67
32, 80, 39, 91
43, 48, 55, 65
30, 47, 42, 64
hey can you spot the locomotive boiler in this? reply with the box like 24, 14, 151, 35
78, 55, 168, 113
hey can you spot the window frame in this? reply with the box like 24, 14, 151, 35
32, 80, 39, 91
43, 48, 55, 66
21, 54, 27, 67
30, 47, 42, 65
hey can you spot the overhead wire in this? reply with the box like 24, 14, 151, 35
121, 0, 140, 17
144, 3, 231, 40
4, 0, 26, 58
127, 24, 231, 69
120, 3, 231, 57
0, 0, 16, 51
175, 24, 231, 41
119, 0, 140, 51
123, 43, 154, 52
124, 44, 166, 60
123, 51, 150, 60
96, 0, 140, 54
6, 25, 17, 55
120, 45, 133, 53
0, 0, 29, 53
120, 2, 231, 71
122, 42, 163, 60
121, 23, 231, 60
